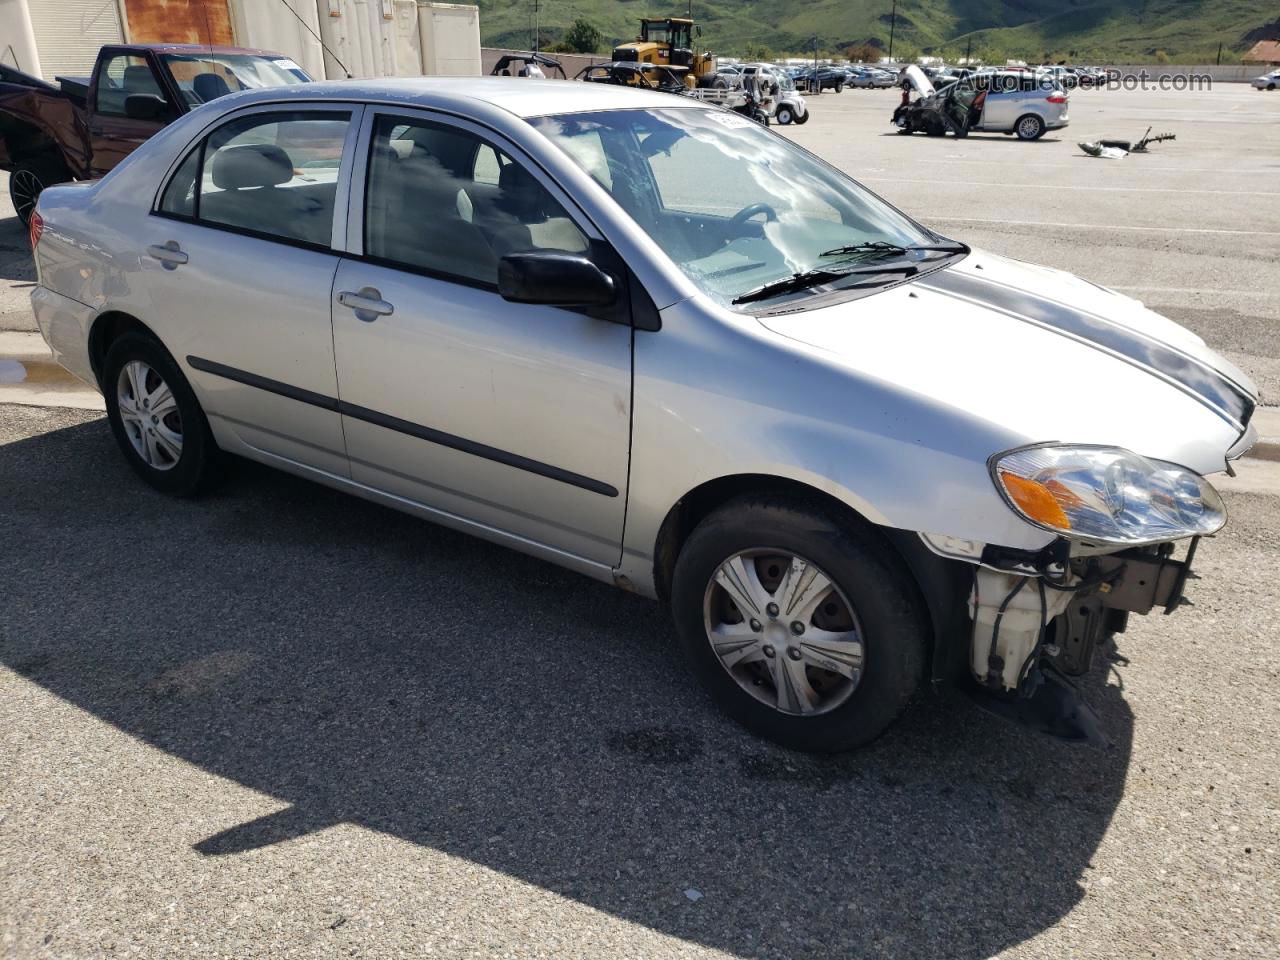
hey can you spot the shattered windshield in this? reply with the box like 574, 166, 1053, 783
531, 107, 953, 309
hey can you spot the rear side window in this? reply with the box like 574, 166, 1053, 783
155, 111, 351, 248
95, 54, 164, 118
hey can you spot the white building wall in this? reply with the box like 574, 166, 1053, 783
0, 0, 43, 75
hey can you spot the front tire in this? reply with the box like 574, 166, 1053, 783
671, 496, 928, 752
776, 105, 794, 125
103, 332, 223, 496
1015, 113, 1047, 140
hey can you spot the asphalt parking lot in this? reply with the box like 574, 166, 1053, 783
2, 83, 1278, 959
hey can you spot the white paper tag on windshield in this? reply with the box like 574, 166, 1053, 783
274, 59, 302, 72
706, 111, 757, 129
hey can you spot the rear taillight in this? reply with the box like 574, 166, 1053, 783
28, 211, 44, 248
1047, 93, 1068, 104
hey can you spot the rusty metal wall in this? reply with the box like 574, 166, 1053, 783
124, 0, 233, 45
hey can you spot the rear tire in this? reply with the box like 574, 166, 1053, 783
776, 105, 794, 125
671, 496, 928, 752
1015, 113, 1047, 140
103, 332, 223, 496
795, 110, 810, 125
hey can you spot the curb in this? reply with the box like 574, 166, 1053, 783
1248, 407, 1280, 462
1248, 441, 1280, 462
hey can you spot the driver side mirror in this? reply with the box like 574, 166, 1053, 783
498, 252, 617, 308
125, 93, 170, 122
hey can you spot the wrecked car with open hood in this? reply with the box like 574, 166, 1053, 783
893, 65, 1070, 140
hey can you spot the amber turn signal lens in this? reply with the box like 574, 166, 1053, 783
999, 470, 1070, 530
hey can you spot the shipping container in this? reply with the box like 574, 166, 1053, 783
316, 0, 400, 79
228, 0, 325, 81
391, 0, 422, 76
417, 2, 479, 77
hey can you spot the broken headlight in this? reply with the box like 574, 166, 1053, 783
990, 444, 1225, 545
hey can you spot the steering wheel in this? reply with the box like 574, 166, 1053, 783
730, 202, 778, 225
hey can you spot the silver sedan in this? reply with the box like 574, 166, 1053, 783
29, 78, 1257, 751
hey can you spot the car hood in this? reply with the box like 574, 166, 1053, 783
901, 64, 934, 97
756, 250, 1259, 476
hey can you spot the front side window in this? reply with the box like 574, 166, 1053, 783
156, 111, 350, 248
95, 54, 164, 118
531, 108, 949, 309
363, 115, 588, 285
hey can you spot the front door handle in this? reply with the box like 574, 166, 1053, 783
337, 287, 394, 322
147, 241, 188, 269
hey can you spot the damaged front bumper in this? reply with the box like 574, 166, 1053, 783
920, 531, 1206, 745
968, 539, 1200, 694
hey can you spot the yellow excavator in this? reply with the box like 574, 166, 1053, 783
611, 17, 725, 89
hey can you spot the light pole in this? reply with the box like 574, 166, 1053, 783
532, 0, 540, 54
888, 0, 897, 62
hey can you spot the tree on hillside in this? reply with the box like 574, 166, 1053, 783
744, 40, 774, 61
564, 18, 603, 54
844, 42, 881, 63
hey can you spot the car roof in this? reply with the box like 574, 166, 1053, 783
201, 76, 699, 118
117, 42, 282, 57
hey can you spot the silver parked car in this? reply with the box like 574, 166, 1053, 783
30, 79, 1257, 751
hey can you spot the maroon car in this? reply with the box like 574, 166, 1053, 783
1, 43, 311, 225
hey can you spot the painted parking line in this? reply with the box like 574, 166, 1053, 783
1109, 285, 1276, 297
891, 158, 1279, 177
927, 216, 1280, 237
862, 177, 1280, 197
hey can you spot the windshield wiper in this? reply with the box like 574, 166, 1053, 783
732, 263, 921, 306
819, 240, 969, 258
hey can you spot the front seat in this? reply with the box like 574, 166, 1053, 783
193, 72, 233, 102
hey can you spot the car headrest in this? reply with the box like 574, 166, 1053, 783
123, 64, 156, 92
211, 143, 293, 190
497, 161, 545, 219
192, 72, 233, 102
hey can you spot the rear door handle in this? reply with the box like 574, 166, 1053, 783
147, 242, 188, 269
337, 287, 394, 322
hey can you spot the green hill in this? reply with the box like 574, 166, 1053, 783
477, 0, 1280, 63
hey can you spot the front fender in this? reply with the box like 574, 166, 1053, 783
617, 297, 1049, 598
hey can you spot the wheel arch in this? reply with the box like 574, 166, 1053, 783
87, 310, 162, 388
650, 473, 972, 686
1, 116, 75, 176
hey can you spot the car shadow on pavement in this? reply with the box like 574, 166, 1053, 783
0, 414, 1134, 960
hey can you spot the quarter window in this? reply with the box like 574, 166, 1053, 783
363, 115, 588, 285
159, 147, 200, 217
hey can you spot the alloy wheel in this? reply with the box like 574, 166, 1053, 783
116, 360, 183, 470
702, 550, 865, 716
10, 168, 43, 224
